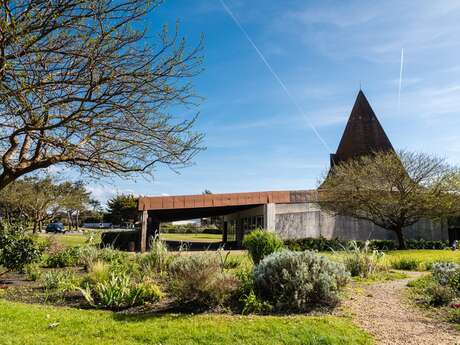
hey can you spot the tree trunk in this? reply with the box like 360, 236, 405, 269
32, 221, 37, 234
67, 211, 72, 231
393, 227, 406, 249
38, 220, 43, 233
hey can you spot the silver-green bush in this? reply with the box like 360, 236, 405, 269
253, 250, 349, 311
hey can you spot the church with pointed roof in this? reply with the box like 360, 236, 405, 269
137, 90, 448, 251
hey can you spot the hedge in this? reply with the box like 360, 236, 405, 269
284, 237, 450, 252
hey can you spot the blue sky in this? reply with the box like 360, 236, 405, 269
82, 0, 460, 205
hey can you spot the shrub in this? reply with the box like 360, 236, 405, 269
284, 237, 449, 252
421, 283, 456, 307
45, 247, 80, 268
391, 257, 420, 270
243, 229, 284, 264
169, 253, 239, 308
342, 241, 386, 278
0, 233, 42, 274
447, 307, 460, 323
253, 250, 349, 312
432, 262, 460, 286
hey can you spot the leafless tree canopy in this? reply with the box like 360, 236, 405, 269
320, 150, 460, 248
0, 0, 204, 189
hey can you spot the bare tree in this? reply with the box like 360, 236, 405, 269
319, 150, 460, 249
0, 0, 204, 190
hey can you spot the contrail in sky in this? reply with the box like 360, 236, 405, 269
398, 48, 404, 111
218, 0, 332, 153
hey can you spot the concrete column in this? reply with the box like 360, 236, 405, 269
264, 203, 276, 232
140, 210, 148, 253
223, 221, 228, 243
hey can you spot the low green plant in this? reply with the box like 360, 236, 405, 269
43, 270, 80, 293
45, 247, 80, 268
390, 257, 420, 270
77, 245, 100, 270
241, 290, 273, 315
253, 250, 349, 312
24, 263, 42, 281
243, 229, 284, 264
169, 253, 239, 308
446, 307, 460, 323
80, 272, 162, 309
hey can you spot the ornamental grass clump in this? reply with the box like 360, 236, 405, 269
341, 241, 386, 278
253, 250, 349, 312
80, 272, 162, 309
243, 229, 284, 264
138, 236, 170, 275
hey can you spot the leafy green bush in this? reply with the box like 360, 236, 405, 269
421, 283, 456, 307
391, 257, 420, 270
253, 250, 349, 312
169, 253, 239, 308
0, 229, 43, 274
342, 241, 386, 278
45, 247, 80, 268
243, 229, 284, 264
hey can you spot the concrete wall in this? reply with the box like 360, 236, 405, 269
274, 202, 449, 241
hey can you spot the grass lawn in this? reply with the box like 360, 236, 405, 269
37, 231, 101, 247
160, 232, 222, 242
0, 300, 372, 345
383, 249, 460, 270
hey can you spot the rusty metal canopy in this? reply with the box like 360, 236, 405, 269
138, 190, 319, 212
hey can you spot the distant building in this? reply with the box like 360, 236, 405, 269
137, 91, 448, 250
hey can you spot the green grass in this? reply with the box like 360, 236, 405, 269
37, 232, 101, 247
384, 250, 460, 271
352, 270, 408, 284
160, 232, 222, 242
0, 300, 372, 345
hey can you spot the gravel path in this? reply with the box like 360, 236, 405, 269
343, 272, 460, 345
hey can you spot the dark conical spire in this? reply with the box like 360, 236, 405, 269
330, 90, 394, 166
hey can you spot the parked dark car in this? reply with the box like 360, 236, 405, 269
46, 222, 66, 233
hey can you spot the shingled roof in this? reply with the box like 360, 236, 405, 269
330, 90, 394, 166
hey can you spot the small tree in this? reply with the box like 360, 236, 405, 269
320, 151, 460, 249
106, 194, 138, 227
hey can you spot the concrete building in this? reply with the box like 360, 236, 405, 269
137, 91, 449, 251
